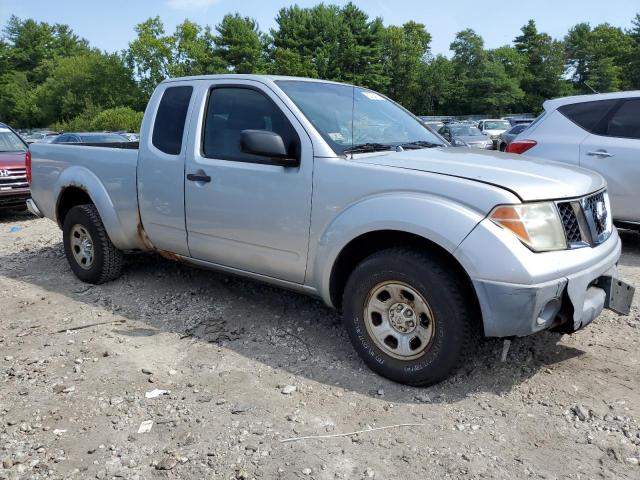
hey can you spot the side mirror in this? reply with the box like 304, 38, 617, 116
240, 130, 299, 167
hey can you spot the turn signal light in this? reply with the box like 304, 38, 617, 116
506, 140, 537, 154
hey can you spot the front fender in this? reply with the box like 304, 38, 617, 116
55, 166, 145, 250
310, 193, 485, 306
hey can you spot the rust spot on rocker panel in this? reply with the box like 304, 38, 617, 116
135, 213, 184, 262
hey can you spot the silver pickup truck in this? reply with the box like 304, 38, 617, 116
28, 75, 634, 386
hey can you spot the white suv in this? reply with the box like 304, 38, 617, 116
508, 91, 640, 228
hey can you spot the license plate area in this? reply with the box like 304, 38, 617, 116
599, 277, 635, 316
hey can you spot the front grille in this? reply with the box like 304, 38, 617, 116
0, 168, 28, 190
557, 202, 582, 243
556, 190, 611, 248
583, 191, 607, 236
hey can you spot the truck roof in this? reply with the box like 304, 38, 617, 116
161, 74, 352, 87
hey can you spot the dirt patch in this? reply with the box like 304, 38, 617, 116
1, 211, 639, 479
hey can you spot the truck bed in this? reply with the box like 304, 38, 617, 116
29, 143, 146, 251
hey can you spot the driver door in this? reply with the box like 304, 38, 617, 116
184, 81, 314, 283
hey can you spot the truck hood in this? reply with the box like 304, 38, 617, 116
0, 151, 26, 169
351, 148, 606, 202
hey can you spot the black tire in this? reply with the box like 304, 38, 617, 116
499, 143, 506, 152
63, 204, 123, 284
342, 247, 473, 386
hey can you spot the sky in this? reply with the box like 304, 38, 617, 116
1, 0, 639, 56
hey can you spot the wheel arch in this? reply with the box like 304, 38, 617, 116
328, 229, 482, 334
56, 186, 93, 228
53, 166, 141, 250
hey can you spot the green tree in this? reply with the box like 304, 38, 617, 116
447, 29, 484, 113
269, 2, 386, 89
449, 30, 523, 115
36, 52, 142, 125
451, 28, 485, 72
489, 46, 526, 84
625, 14, 640, 89
0, 71, 40, 127
90, 107, 144, 132
215, 14, 266, 73
2, 15, 89, 82
270, 4, 341, 79
127, 17, 223, 98
126, 17, 174, 98
415, 55, 455, 115
333, 3, 387, 91
172, 20, 221, 77
514, 20, 568, 113
565, 22, 632, 92
382, 21, 431, 111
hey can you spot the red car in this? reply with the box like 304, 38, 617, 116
0, 123, 30, 210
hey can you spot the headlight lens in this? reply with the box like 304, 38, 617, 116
490, 202, 567, 252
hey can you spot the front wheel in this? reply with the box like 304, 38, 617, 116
342, 248, 473, 386
63, 204, 123, 284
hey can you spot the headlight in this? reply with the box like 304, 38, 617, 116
490, 202, 567, 252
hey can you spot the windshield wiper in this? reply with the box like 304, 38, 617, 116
399, 140, 442, 149
343, 143, 396, 154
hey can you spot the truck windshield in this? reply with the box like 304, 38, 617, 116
276, 80, 445, 155
0, 128, 27, 152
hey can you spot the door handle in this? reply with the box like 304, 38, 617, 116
586, 150, 614, 158
187, 173, 212, 183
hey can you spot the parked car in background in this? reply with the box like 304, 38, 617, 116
508, 91, 640, 228
502, 117, 534, 127
420, 120, 445, 132
25, 131, 60, 144
498, 124, 530, 151
28, 74, 634, 386
478, 119, 512, 149
0, 122, 30, 210
438, 123, 492, 149
117, 132, 140, 142
52, 132, 132, 144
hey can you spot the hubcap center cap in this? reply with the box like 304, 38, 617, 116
388, 302, 417, 333
81, 238, 92, 256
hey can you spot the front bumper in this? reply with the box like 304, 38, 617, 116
0, 188, 30, 209
456, 220, 627, 337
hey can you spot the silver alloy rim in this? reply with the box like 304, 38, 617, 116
364, 281, 435, 361
70, 224, 94, 270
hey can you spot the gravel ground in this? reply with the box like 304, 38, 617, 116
0, 210, 639, 480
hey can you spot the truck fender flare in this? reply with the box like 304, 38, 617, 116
55, 166, 131, 250
310, 193, 484, 306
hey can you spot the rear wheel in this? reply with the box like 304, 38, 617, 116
342, 247, 472, 386
499, 143, 506, 152
63, 204, 123, 284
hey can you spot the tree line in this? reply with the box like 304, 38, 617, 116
1, 3, 639, 130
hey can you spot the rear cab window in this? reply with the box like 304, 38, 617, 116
152, 86, 193, 155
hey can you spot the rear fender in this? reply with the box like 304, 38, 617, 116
55, 166, 145, 250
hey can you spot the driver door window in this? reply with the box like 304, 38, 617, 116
202, 87, 300, 163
